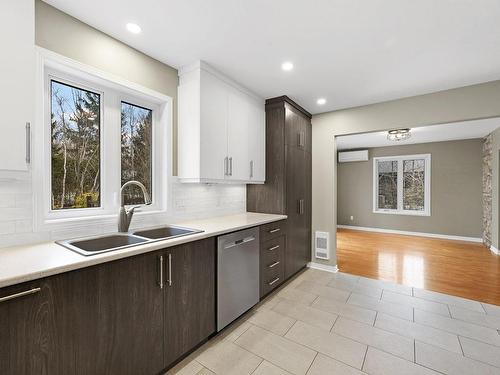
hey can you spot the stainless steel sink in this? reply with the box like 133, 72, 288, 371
133, 225, 203, 240
57, 233, 149, 256
56, 225, 203, 256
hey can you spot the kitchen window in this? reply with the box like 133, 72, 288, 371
36, 51, 171, 227
373, 154, 431, 216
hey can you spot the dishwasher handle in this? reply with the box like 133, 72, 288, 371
223, 236, 256, 249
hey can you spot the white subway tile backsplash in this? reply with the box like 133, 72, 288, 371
0, 176, 247, 248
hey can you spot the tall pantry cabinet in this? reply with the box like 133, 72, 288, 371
247, 96, 312, 278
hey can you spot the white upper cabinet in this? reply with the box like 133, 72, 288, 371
178, 61, 265, 184
0, 0, 34, 171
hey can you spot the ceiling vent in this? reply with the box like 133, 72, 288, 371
338, 150, 369, 163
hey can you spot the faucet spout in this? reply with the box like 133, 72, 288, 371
118, 180, 152, 232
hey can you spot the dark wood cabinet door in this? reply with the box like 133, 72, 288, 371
285, 105, 311, 153
164, 238, 216, 367
285, 145, 309, 278
48, 251, 164, 375
0, 281, 57, 375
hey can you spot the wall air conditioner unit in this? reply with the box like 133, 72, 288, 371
314, 231, 330, 260
338, 150, 369, 163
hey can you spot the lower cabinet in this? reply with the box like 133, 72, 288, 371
164, 238, 216, 367
0, 238, 216, 375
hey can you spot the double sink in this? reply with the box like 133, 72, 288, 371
57, 226, 203, 256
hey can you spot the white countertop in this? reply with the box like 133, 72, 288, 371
0, 212, 286, 289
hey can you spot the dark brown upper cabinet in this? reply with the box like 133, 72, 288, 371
247, 96, 312, 279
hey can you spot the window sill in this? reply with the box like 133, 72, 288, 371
373, 210, 430, 217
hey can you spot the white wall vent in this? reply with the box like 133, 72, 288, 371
314, 231, 330, 260
338, 150, 369, 163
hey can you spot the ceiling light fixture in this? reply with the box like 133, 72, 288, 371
281, 61, 294, 71
317, 98, 326, 105
387, 128, 411, 141
126, 23, 142, 34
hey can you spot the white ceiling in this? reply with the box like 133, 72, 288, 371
43, 0, 500, 114
336, 117, 500, 150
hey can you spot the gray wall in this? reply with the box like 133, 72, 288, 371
34, 0, 180, 174
337, 139, 483, 238
312, 81, 500, 268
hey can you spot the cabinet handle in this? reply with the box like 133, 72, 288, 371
0, 287, 40, 303
268, 261, 280, 269
250, 160, 254, 179
224, 157, 228, 176
269, 228, 280, 234
297, 131, 305, 148
229, 157, 233, 176
268, 277, 280, 286
300, 199, 304, 215
167, 253, 172, 286
158, 255, 164, 289
25, 122, 31, 164
268, 245, 280, 251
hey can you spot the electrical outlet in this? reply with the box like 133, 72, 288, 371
350, 215, 354, 221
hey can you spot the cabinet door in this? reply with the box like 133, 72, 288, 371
285, 106, 311, 153
248, 101, 266, 182
200, 70, 228, 180
0, 0, 34, 171
49, 252, 164, 374
164, 238, 216, 367
0, 281, 56, 375
285, 145, 309, 278
227, 87, 250, 181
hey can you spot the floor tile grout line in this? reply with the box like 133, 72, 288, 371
360, 345, 369, 371
304, 352, 319, 375
248, 358, 265, 375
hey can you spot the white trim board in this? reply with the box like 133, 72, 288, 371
307, 262, 339, 273
337, 225, 483, 243
491, 245, 500, 255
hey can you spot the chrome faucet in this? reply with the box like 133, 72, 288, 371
118, 180, 152, 232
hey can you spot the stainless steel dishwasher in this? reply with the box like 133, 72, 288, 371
217, 227, 259, 331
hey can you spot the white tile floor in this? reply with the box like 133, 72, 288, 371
166, 269, 500, 375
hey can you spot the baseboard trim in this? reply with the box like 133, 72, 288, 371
307, 262, 339, 273
337, 225, 483, 243
491, 245, 500, 255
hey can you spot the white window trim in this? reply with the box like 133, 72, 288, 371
33, 47, 173, 232
372, 154, 431, 216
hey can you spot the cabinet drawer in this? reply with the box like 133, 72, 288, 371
261, 262, 284, 297
260, 220, 286, 242
260, 236, 285, 265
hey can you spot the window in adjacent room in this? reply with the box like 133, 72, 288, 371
373, 154, 431, 216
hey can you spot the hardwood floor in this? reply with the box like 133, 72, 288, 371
337, 228, 500, 305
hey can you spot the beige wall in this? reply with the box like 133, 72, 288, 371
337, 139, 483, 238
312, 80, 500, 268
34, 0, 180, 174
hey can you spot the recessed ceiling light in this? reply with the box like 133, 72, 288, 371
317, 98, 327, 105
126, 23, 142, 34
281, 61, 294, 71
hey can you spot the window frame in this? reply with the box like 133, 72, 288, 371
34, 48, 172, 231
372, 154, 431, 216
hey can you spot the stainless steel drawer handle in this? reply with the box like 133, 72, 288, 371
269, 228, 280, 234
25, 122, 31, 164
158, 255, 164, 289
269, 261, 280, 269
167, 253, 172, 286
0, 287, 40, 303
268, 277, 280, 286
268, 245, 280, 251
